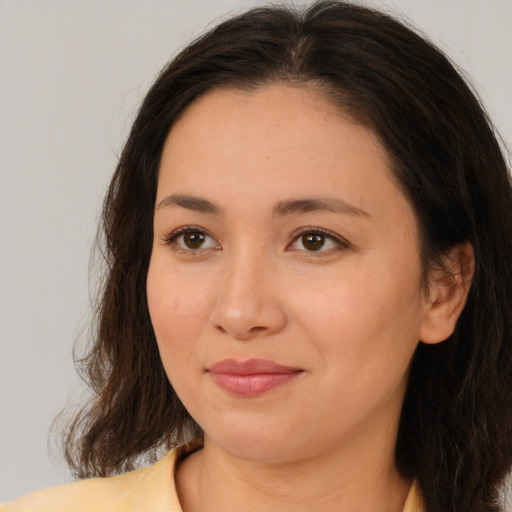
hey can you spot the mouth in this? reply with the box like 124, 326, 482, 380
206, 358, 303, 396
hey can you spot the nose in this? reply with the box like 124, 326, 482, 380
209, 250, 287, 340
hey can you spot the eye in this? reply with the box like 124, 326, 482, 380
164, 227, 220, 251
288, 229, 349, 254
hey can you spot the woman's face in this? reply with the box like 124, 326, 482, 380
147, 84, 431, 464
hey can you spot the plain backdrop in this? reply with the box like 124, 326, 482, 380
1, 0, 511, 504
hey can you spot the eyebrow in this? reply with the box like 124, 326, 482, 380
155, 194, 370, 218
273, 197, 370, 218
156, 194, 223, 215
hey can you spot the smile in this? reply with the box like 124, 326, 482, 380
206, 359, 303, 396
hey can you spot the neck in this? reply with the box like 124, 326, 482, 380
176, 434, 411, 512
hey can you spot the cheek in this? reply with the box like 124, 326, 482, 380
292, 263, 423, 371
146, 262, 212, 368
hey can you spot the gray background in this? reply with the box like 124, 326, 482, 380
1, 0, 511, 504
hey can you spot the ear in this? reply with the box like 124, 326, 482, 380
419, 241, 474, 344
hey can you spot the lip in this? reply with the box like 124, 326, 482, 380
207, 358, 303, 396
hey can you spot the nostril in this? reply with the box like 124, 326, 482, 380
213, 322, 269, 340
249, 326, 267, 333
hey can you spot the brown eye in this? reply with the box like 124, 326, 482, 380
288, 229, 346, 254
167, 228, 219, 251
302, 233, 325, 251
183, 232, 206, 249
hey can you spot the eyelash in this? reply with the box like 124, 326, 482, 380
162, 226, 351, 255
287, 227, 352, 255
163, 226, 220, 253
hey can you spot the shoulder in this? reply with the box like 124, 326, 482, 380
0, 451, 183, 512
402, 480, 425, 512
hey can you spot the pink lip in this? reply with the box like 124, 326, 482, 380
207, 359, 303, 396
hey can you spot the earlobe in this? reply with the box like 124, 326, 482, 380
418, 241, 474, 344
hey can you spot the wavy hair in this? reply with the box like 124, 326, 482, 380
63, 2, 512, 511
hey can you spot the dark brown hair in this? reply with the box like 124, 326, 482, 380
64, 2, 512, 511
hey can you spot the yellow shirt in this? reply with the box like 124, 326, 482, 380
1, 448, 424, 512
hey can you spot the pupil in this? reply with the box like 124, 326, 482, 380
184, 232, 205, 249
303, 233, 324, 251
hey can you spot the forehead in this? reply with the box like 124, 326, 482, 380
157, 84, 409, 222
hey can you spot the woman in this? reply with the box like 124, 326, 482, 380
2, 1, 511, 511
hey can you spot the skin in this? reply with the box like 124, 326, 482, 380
146, 84, 472, 512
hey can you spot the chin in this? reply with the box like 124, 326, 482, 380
220, 439, 295, 464
204, 419, 305, 464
